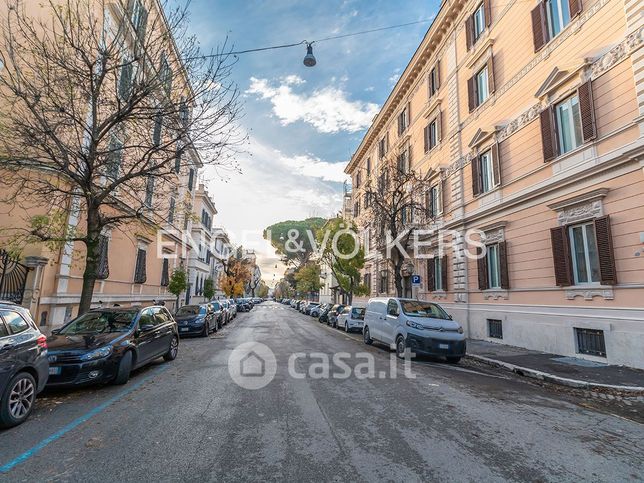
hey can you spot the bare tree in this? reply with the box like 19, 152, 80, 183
361, 161, 434, 297
0, 0, 245, 313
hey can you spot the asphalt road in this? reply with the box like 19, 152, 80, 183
0, 302, 642, 482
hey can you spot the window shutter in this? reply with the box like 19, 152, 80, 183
160, 258, 169, 286
435, 60, 441, 90
138, 7, 148, 39
492, 142, 501, 187
577, 80, 596, 143
153, 111, 162, 146
385, 132, 389, 153
441, 256, 448, 291
424, 125, 429, 153
97, 235, 110, 280
484, 0, 492, 27
467, 76, 476, 112
540, 107, 557, 162
477, 246, 489, 290
550, 227, 572, 286
499, 241, 510, 289
466, 16, 474, 50
437, 110, 443, 142
134, 248, 147, 284
568, 0, 582, 18
471, 156, 481, 196
407, 102, 411, 126
437, 180, 444, 215
594, 215, 617, 285
427, 258, 436, 291
397, 113, 403, 135
487, 56, 495, 93
531, 3, 548, 52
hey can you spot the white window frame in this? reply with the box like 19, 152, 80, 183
487, 243, 501, 289
479, 149, 494, 193
476, 66, 489, 105
473, 3, 486, 40
555, 94, 582, 155
568, 222, 600, 285
434, 257, 443, 291
546, 0, 571, 38
428, 119, 437, 151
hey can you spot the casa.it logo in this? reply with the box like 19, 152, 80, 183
228, 342, 277, 390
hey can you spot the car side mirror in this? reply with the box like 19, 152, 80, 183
51, 328, 61, 335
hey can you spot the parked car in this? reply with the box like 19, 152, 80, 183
235, 299, 250, 312
208, 301, 225, 328
318, 305, 332, 324
0, 302, 49, 429
336, 305, 366, 333
174, 304, 217, 337
362, 298, 465, 362
327, 304, 346, 328
46, 306, 179, 387
310, 303, 326, 318
220, 300, 232, 324
304, 302, 320, 315
227, 299, 237, 319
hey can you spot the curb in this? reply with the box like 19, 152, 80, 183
466, 354, 644, 394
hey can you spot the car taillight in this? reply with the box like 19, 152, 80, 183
36, 335, 47, 349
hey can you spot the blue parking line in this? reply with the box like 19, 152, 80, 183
0, 365, 169, 473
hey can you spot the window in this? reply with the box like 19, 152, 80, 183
427, 183, 442, 218
575, 328, 606, 357
477, 241, 509, 290
130, 0, 148, 38
364, 273, 371, 292
97, 235, 110, 280
401, 206, 413, 225
387, 299, 399, 316
486, 243, 501, 289
366, 158, 371, 176
0, 310, 29, 335
397, 149, 409, 174
551, 215, 616, 287
532, 0, 581, 51
473, 3, 486, 40
353, 201, 360, 217
168, 197, 176, 224
134, 247, 147, 284
188, 168, 195, 191
0, 319, 8, 338
397, 105, 409, 135
160, 258, 170, 286
428, 256, 447, 292
144, 176, 154, 207
429, 63, 440, 97
363, 192, 370, 209
152, 110, 163, 147
355, 172, 361, 189
540, 81, 595, 162
174, 146, 183, 173
106, 136, 123, 179
118, 59, 134, 100
379, 271, 389, 293
472, 144, 501, 196
468, 58, 495, 112
488, 319, 503, 339
159, 53, 173, 93
434, 258, 442, 290
568, 222, 600, 284
424, 119, 438, 153
555, 94, 582, 155
476, 66, 489, 105
378, 135, 388, 159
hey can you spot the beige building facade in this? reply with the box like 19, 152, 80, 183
346, 0, 644, 368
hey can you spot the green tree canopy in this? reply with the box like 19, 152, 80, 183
294, 262, 322, 295
263, 217, 327, 269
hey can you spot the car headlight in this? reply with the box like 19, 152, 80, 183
457, 326, 464, 334
80, 346, 113, 361
406, 320, 424, 330
193, 317, 205, 324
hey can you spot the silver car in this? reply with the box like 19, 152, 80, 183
362, 298, 465, 362
336, 305, 365, 333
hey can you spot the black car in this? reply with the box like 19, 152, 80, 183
174, 304, 217, 337
327, 304, 346, 327
46, 306, 179, 387
0, 302, 49, 428
209, 301, 225, 326
235, 299, 250, 312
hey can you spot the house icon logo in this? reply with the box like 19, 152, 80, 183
228, 342, 276, 390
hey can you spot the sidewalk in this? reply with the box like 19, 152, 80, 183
466, 339, 644, 392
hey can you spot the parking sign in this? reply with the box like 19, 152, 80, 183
411, 275, 421, 285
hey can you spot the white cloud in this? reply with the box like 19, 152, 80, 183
246, 76, 379, 134
278, 153, 348, 183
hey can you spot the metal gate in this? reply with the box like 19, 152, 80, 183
0, 250, 30, 304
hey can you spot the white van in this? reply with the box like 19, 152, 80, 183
363, 297, 466, 362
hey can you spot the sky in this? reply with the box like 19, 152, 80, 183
186, 0, 441, 286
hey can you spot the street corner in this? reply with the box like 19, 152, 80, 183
227, 341, 277, 390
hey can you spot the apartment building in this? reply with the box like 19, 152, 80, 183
211, 226, 232, 297
187, 183, 218, 304
346, 0, 644, 368
0, 0, 201, 329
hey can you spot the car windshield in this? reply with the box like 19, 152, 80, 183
212, 303, 221, 310
352, 308, 366, 320
59, 310, 137, 334
400, 301, 450, 319
176, 305, 204, 316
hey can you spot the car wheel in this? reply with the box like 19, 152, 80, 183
0, 372, 36, 429
446, 356, 461, 364
164, 336, 179, 362
363, 326, 373, 345
113, 351, 133, 385
395, 336, 406, 359
344, 322, 349, 333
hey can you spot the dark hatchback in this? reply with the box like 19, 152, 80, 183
174, 304, 217, 337
0, 302, 49, 428
46, 306, 179, 387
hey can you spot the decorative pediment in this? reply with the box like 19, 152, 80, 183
468, 128, 494, 148
421, 98, 442, 119
535, 60, 591, 99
